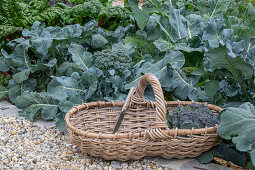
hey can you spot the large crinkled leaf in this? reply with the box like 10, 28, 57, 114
144, 14, 161, 41
204, 80, 219, 97
68, 43, 93, 71
226, 40, 245, 58
30, 33, 52, 56
196, 150, 214, 164
107, 25, 134, 42
104, 72, 130, 101
250, 150, 255, 167
213, 143, 247, 167
197, 142, 247, 167
153, 38, 170, 52
84, 67, 103, 79
220, 29, 234, 45
22, 21, 46, 38
47, 72, 85, 100
125, 54, 197, 101
169, 68, 195, 100
125, 50, 186, 94
155, 49, 185, 69
202, 17, 226, 49
104, 91, 127, 101
91, 34, 108, 49
125, 61, 161, 90
58, 96, 83, 113
218, 102, 255, 165
219, 79, 240, 97
12, 68, 31, 83
157, 66, 173, 91
243, 37, 255, 67
8, 78, 37, 103
150, 14, 171, 40
56, 112, 66, 130
22, 21, 93, 56
31, 58, 57, 73
83, 20, 99, 32
244, 37, 255, 53
216, 28, 245, 58
205, 46, 253, 80
5, 44, 31, 69
188, 87, 209, 102
154, 39, 202, 54
7, 38, 31, 49
186, 14, 203, 38
0, 55, 10, 71
112, 40, 135, 56
246, 48, 255, 67
61, 24, 84, 38
56, 62, 81, 76
167, 6, 188, 41
174, 42, 203, 52
16, 91, 59, 121
105, 73, 130, 101
0, 86, 8, 99
105, 75, 124, 92
128, 0, 149, 30
197, 0, 231, 20
22, 21, 53, 55
81, 71, 98, 100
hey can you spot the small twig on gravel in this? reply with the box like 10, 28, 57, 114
193, 166, 208, 170
0, 106, 9, 110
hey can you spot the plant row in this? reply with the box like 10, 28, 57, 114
0, 0, 131, 49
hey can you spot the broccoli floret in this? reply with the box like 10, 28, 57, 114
167, 103, 219, 129
93, 49, 131, 76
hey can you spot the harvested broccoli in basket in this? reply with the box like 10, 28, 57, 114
167, 103, 219, 129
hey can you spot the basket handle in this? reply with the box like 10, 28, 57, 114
132, 74, 166, 122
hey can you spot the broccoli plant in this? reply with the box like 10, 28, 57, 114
167, 103, 219, 129
93, 49, 132, 76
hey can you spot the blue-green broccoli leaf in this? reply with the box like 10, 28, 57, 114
16, 91, 59, 121
56, 62, 81, 76
167, 6, 188, 41
8, 78, 37, 103
218, 102, 255, 165
91, 34, 108, 49
12, 68, 31, 84
47, 72, 86, 101
58, 95, 83, 113
68, 43, 93, 71
204, 80, 219, 98
56, 112, 66, 130
81, 71, 98, 100
0, 86, 8, 99
22, 21, 53, 56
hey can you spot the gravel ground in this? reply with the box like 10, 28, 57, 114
0, 116, 163, 170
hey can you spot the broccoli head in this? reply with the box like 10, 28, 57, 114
93, 49, 131, 76
167, 103, 219, 129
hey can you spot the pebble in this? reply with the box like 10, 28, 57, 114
0, 116, 163, 169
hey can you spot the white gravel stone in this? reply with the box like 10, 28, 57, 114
0, 116, 163, 169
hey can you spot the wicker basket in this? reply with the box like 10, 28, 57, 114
65, 74, 223, 161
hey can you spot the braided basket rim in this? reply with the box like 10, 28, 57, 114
65, 100, 223, 139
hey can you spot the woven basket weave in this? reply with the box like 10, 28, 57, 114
65, 74, 222, 161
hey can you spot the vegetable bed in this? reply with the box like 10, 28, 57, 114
0, 0, 255, 168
